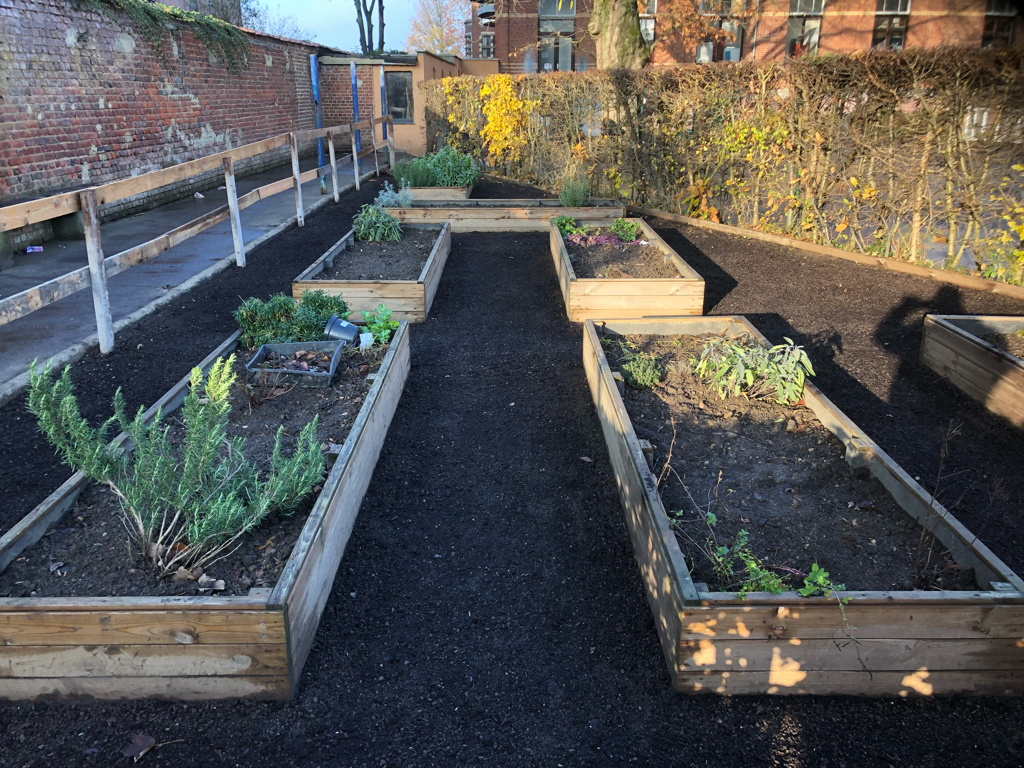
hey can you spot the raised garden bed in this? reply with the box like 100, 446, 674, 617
921, 314, 1024, 429
584, 315, 1024, 696
0, 321, 410, 700
407, 184, 474, 201
292, 224, 451, 323
551, 218, 704, 321
386, 201, 625, 232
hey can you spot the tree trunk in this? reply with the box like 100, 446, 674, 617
587, 0, 649, 69
354, 0, 369, 53
378, 0, 385, 52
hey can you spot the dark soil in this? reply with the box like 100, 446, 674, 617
0, 177, 386, 536
982, 330, 1024, 359
471, 175, 556, 199
605, 334, 973, 593
2, 183, 1024, 767
651, 221, 1024, 580
566, 234, 679, 279
314, 228, 440, 281
0, 349, 384, 598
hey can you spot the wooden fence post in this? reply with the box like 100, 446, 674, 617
373, 123, 381, 177
327, 131, 340, 203
223, 157, 245, 267
350, 126, 361, 191
387, 117, 396, 170
290, 132, 305, 227
80, 188, 114, 354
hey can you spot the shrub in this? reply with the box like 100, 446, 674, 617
610, 218, 642, 242
234, 291, 351, 349
28, 357, 324, 574
427, 146, 480, 187
374, 181, 413, 208
353, 204, 403, 243
393, 156, 435, 187
393, 147, 479, 188
559, 175, 590, 207
361, 303, 399, 345
693, 336, 815, 405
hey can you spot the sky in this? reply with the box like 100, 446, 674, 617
285, 0, 423, 53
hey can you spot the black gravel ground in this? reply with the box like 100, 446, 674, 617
2, 186, 1024, 767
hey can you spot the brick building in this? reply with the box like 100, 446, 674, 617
474, 0, 1022, 73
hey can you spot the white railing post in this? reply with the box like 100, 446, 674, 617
327, 130, 340, 203
223, 157, 245, 267
290, 132, 305, 227
81, 188, 114, 354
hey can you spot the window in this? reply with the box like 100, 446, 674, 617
539, 18, 573, 71
385, 72, 413, 123
640, 0, 656, 44
786, 0, 824, 58
871, 0, 909, 50
481, 33, 495, 57
465, 33, 473, 57
538, 0, 574, 18
983, 0, 1017, 49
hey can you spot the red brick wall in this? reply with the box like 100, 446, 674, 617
0, 0, 326, 219
321, 63, 377, 137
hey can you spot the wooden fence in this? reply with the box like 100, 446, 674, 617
0, 117, 395, 353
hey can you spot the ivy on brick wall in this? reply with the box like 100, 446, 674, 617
73, 0, 250, 70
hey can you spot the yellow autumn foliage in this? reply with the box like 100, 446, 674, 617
479, 74, 537, 165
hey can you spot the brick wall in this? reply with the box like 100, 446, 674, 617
500, 0, 1017, 70
0, 0, 341, 244
321, 63, 376, 135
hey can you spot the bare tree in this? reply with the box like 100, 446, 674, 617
239, 0, 316, 41
354, 0, 386, 54
406, 0, 464, 54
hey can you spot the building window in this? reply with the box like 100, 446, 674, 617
481, 33, 495, 57
983, 0, 1017, 49
787, 0, 824, 58
871, 0, 908, 50
385, 72, 413, 123
639, 0, 656, 44
538, 0, 574, 18
539, 19, 573, 71
465, 33, 473, 57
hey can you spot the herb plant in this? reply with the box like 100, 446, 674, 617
235, 291, 350, 349
28, 357, 324, 575
553, 215, 591, 238
374, 181, 413, 208
693, 336, 815, 405
393, 146, 479, 188
353, 204, 403, 243
617, 342, 664, 389
361, 303, 399, 345
798, 563, 847, 599
610, 218, 642, 242
558, 175, 590, 207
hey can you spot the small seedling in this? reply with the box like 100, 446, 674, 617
361, 303, 399, 345
617, 342, 663, 389
798, 563, 847, 600
610, 218, 642, 242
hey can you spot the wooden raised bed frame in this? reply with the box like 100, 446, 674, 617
0, 323, 411, 700
921, 314, 1024, 429
386, 200, 625, 232
407, 184, 473, 201
292, 223, 451, 323
584, 316, 1024, 696
551, 218, 705, 321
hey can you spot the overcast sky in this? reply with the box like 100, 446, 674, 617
287, 0, 422, 52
